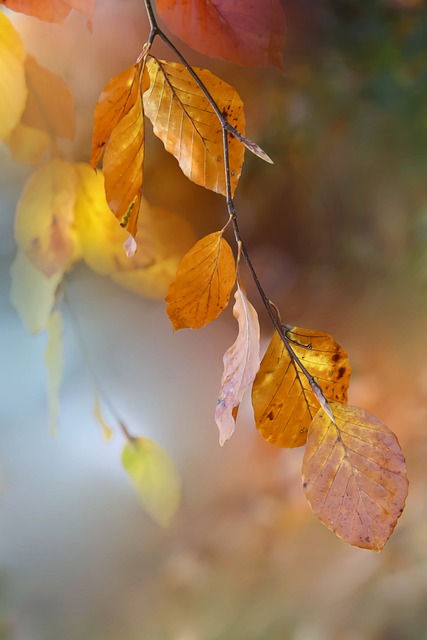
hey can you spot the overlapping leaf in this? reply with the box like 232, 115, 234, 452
0, 0, 95, 23
0, 11, 27, 141
252, 327, 351, 448
122, 436, 181, 527
144, 58, 245, 196
166, 231, 236, 330
302, 403, 408, 551
215, 284, 260, 445
156, 0, 285, 69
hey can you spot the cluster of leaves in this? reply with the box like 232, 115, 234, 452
3, 0, 408, 549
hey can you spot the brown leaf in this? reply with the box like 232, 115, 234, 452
0, 0, 95, 23
215, 283, 260, 445
166, 231, 236, 330
22, 55, 75, 140
156, 0, 285, 69
302, 403, 408, 551
144, 58, 245, 196
252, 327, 351, 448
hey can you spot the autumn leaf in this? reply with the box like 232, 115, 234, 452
74, 163, 195, 298
302, 403, 408, 551
144, 58, 245, 196
252, 327, 351, 448
102, 64, 150, 237
166, 231, 236, 330
10, 250, 62, 334
0, 0, 95, 23
156, 0, 285, 69
93, 395, 113, 441
21, 55, 75, 140
215, 283, 260, 445
6, 123, 51, 164
14, 158, 81, 277
44, 309, 64, 435
122, 437, 181, 527
0, 11, 27, 141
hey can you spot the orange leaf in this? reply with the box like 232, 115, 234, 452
166, 231, 236, 330
102, 64, 150, 237
302, 403, 408, 551
252, 327, 351, 448
215, 283, 260, 445
144, 58, 245, 196
22, 55, 75, 140
156, 0, 285, 69
0, 0, 95, 22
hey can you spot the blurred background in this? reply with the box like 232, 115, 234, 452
1, 0, 427, 638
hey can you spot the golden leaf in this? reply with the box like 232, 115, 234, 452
6, 123, 51, 164
0, 11, 27, 141
252, 327, 351, 448
215, 283, 260, 445
14, 158, 81, 277
44, 309, 64, 436
166, 231, 236, 330
302, 403, 408, 551
144, 58, 245, 196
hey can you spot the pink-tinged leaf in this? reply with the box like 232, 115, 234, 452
0, 0, 95, 23
215, 283, 261, 445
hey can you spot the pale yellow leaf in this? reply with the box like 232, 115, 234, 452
0, 11, 27, 141
44, 309, 63, 435
6, 122, 51, 164
215, 283, 261, 445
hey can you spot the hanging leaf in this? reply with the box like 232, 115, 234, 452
14, 158, 81, 277
10, 250, 62, 334
74, 163, 195, 298
156, 0, 285, 69
93, 395, 113, 441
44, 309, 64, 436
166, 231, 236, 330
302, 403, 408, 551
102, 64, 150, 237
0, 11, 27, 142
6, 123, 51, 164
252, 327, 351, 448
21, 55, 75, 140
122, 436, 181, 527
215, 283, 260, 445
0, 0, 95, 23
144, 58, 245, 196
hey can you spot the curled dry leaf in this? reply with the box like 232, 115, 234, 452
0, 11, 27, 141
166, 231, 236, 330
14, 158, 81, 277
44, 309, 64, 436
144, 58, 245, 196
156, 0, 285, 69
215, 283, 260, 446
302, 403, 408, 551
0, 0, 95, 23
122, 436, 181, 527
252, 327, 351, 448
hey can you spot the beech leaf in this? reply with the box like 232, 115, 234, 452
0, 0, 95, 23
0, 11, 27, 141
302, 403, 408, 551
156, 0, 285, 69
166, 231, 236, 330
44, 309, 64, 436
144, 58, 245, 196
215, 283, 260, 445
252, 327, 351, 448
6, 123, 51, 164
122, 437, 181, 527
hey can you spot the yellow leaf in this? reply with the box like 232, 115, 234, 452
6, 122, 51, 164
74, 163, 195, 299
122, 437, 181, 527
166, 231, 236, 330
22, 55, 75, 140
44, 309, 64, 435
144, 58, 245, 196
93, 395, 113, 441
14, 158, 81, 277
215, 283, 260, 445
10, 250, 62, 334
302, 403, 408, 551
252, 327, 351, 448
0, 11, 27, 141
103, 65, 150, 237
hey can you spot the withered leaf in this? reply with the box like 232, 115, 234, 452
252, 327, 351, 448
166, 231, 236, 330
302, 403, 408, 551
